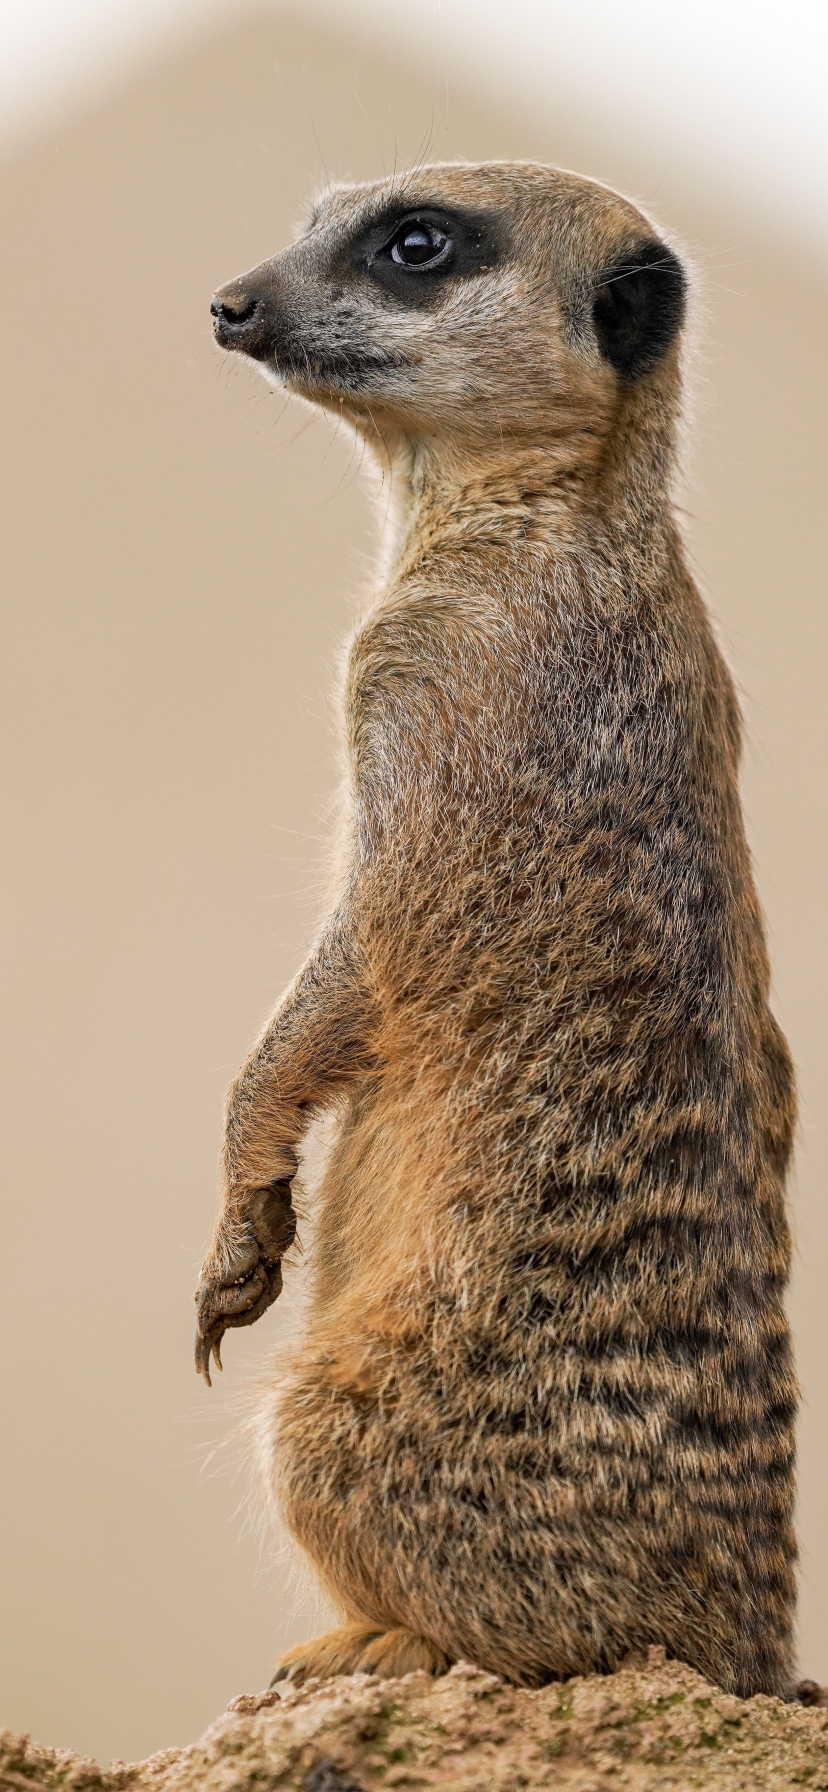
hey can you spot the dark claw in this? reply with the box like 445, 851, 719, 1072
194, 1324, 213, 1386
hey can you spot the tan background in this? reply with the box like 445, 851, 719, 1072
0, 5, 825, 1764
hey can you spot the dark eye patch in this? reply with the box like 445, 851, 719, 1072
593, 239, 686, 382
345, 203, 505, 307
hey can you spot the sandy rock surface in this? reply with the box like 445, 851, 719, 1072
4, 1653, 828, 1791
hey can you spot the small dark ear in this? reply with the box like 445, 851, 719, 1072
593, 239, 686, 382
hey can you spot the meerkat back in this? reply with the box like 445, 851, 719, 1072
198, 161, 797, 1699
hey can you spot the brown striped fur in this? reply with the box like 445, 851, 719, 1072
196, 163, 797, 1698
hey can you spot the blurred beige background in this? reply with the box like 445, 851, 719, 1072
0, 1, 825, 1766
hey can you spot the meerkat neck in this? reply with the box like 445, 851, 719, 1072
372, 415, 679, 591
370, 441, 589, 582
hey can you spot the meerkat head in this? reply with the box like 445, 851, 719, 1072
211, 162, 686, 459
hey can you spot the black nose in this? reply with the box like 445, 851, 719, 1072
210, 295, 258, 324
210, 292, 266, 351
210, 295, 258, 335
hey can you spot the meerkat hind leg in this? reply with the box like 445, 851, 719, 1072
271, 1621, 449, 1687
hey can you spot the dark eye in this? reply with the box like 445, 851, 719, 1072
390, 222, 451, 268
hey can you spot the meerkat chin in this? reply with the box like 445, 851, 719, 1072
198, 162, 797, 1700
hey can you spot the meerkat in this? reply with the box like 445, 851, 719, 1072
197, 161, 797, 1699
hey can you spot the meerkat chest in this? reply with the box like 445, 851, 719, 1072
346, 582, 556, 826
345, 576, 695, 855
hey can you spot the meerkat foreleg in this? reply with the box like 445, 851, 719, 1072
194, 918, 374, 1382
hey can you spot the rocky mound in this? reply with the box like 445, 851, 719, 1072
3, 1652, 828, 1790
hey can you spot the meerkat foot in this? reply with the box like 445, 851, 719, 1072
270, 1622, 449, 1687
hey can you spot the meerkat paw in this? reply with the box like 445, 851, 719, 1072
270, 1622, 449, 1687
194, 1182, 297, 1383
